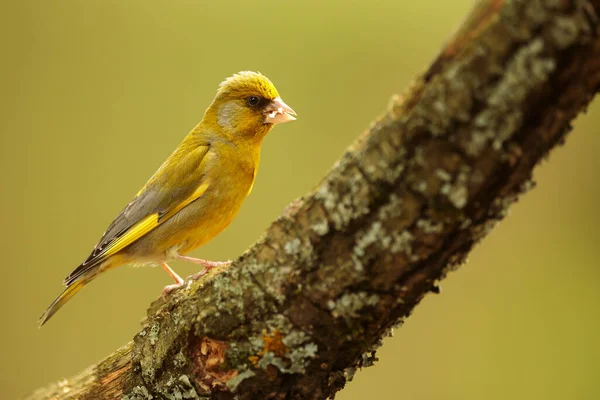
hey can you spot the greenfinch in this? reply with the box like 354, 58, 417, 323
39, 71, 296, 326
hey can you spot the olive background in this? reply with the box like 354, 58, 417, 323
1, 1, 599, 399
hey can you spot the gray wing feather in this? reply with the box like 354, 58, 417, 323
63, 142, 211, 285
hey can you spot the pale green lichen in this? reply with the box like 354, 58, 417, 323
311, 262, 363, 294
465, 131, 489, 156
350, 193, 419, 261
462, 10, 572, 155
242, 261, 288, 304
315, 166, 371, 230
385, 162, 406, 183
286, 343, 318, 373
149, 322, 160, 346
406, 52, 479, 138
284, 237, 313, 264
263, 312, 290, 334
502, 0, 544, 40
435, 168, 452, 182
245, 316, 319, 376
205, 260, 276, 319
441, 165, 471, 209
173, 350, 188, 368
360, 128, 407, 183
343, 366, 357, 382
171, 309, 183, 326
354, 221, 389, 257
389, 230, 414, 255
158, 374, 200, 400
351, 254, 365, 273
442, 182, 468, 209
256, 342, 318, 375
311, 219, 330, 236
257, 352, 288, 371
477, 37, 556, 151
407, 67, 473, 136
226, 369, 256, 392
416, 219, 444, 234
376, 193, 406, 221
284, 238, 302, 255
122, 386, 153, 400
415, 181, 428, 193
249, 335, 264, 349
282, 330, 311, 347
328, 292, 380, 318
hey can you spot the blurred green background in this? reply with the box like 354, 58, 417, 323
1, 1, 598, 399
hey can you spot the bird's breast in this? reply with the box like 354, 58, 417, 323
164, 154, 258, 254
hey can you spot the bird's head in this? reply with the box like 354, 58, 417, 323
206, 71, 296, 141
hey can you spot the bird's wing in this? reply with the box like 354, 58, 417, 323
64, 142, 211, 285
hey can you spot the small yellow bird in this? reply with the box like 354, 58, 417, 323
39, 71, 296, 326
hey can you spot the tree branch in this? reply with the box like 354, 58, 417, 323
26, 1, 600, 399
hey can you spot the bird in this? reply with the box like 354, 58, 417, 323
39, 71, 297, 326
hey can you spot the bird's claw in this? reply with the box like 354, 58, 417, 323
186, 260, 232, 280
162, 282, 185, 295
206, 259, 232, 268
161, 260, 232, 296
187, 268, 208, 281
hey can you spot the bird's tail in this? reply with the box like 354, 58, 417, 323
38, 275, 95, 327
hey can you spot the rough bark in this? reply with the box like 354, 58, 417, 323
26, 1, 600, 399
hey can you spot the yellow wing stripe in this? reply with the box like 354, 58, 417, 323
98, 214, 159, 260
96, 182, 210, 261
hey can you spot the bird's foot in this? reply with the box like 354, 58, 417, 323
186, 270, 208, 281
161, 258, 232, 296
161, 262, 185, 295
176, 255, 233, 269
162, 282, 185, 295
185, 260, 232, 281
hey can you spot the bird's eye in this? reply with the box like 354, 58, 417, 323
247, 96, 261, 107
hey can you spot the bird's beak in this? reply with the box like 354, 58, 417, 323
264, 97, 297, 124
